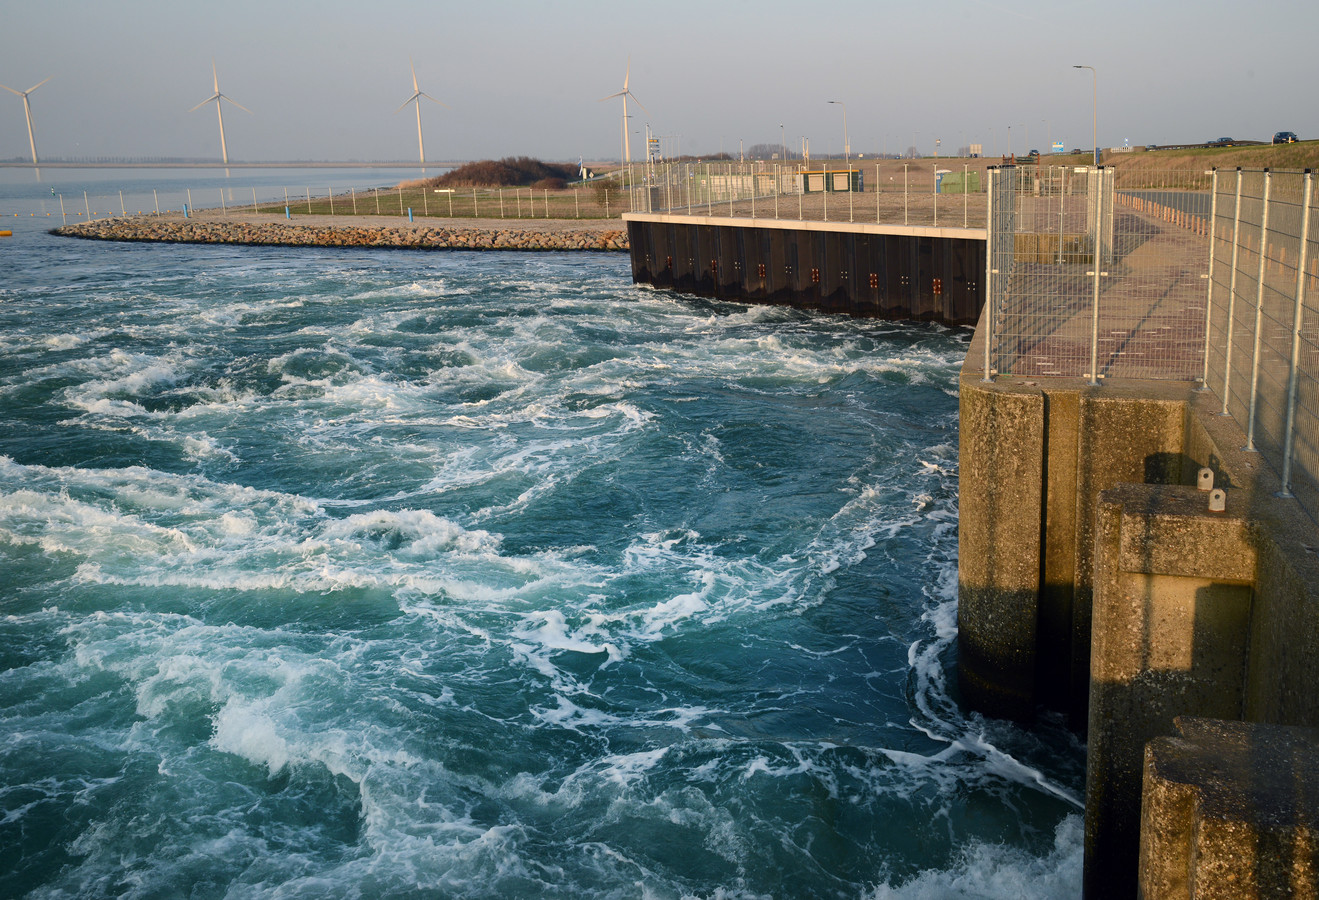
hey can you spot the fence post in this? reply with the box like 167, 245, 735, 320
1279, 170, 1314, 496
933, 162, 938, 227
1087, 168, 1104, 386
1221, 169, 1245, 416
983, 167, 996, 382
1244, 169, 1272, 451
1199, 168, 1220, 389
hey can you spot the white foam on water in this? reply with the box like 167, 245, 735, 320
866, 815, 1083, 900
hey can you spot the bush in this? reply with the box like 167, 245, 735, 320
428, 157, 576, 189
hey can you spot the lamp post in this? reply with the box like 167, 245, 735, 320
829, 100, 851, 221
1074, 65, 1097, 166
780, 123, 787, 164
828, 100, 850, 167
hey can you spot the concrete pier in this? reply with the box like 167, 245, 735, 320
958, 336, 1319, 896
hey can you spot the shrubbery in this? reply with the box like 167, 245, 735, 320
428, 157, 577, 188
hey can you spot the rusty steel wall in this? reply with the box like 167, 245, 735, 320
626, 219, 985, 327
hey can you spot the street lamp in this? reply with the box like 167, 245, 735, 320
828, 100, 850, 167
1074, 65, 1097, 166
828, 100, 851, 221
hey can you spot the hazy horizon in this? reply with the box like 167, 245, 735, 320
3, 0, 1315, 166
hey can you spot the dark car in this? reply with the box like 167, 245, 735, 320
1208, 137, 1235, 147
1274, 131, 1299, 144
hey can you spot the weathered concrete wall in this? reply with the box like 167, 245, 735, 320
624, 213, 986, 326
957, 378, 1045, 719
1141, 718, 1319, 899
956, 342, 1196, 722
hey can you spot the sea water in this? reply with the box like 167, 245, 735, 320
0, 169, 1084, 898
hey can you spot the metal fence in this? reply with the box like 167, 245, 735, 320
621, 157, 989, 228
981, 164, 1319, 524
982, 165, 1211, 383
26, 181, 632, 225
1205, 168, 1319, 516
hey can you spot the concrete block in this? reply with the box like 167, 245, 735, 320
1085, 484, 1256, 898
1141, 717, 1319, 899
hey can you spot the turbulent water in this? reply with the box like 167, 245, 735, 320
0, 170, 1084, 898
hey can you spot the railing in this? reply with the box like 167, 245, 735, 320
981, 164, 1319, 524
621, 157, 990, 228
22, 181, 631, 225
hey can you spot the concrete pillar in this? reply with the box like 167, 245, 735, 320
956, 378, 1045, 720
1085, 483, 1256, 897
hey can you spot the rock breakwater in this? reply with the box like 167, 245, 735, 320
55, 217, 629, 252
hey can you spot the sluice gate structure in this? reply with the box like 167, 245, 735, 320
625, 164, 1319, 899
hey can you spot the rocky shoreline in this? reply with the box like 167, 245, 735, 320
54, 216, 629, 252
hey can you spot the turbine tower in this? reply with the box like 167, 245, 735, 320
599, 57, 647, 167
1, 77, 50, 166
189, 61, 250, 165
396, 58, 447, 168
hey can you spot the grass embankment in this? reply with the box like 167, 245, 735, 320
1102, 141, 1319, 176
258, 157, 627, 221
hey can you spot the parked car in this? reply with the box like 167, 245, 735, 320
1208, 137, 1235, 147
1274, 131, 1299, 144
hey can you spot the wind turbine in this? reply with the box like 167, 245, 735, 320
1, 77, 50, 166
189, 61, 249, 165
396, 58, 447, 168
599, 57, 647, 166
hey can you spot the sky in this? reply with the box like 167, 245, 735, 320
2, 0, 1315, 165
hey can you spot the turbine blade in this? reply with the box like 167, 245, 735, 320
623, 55, 630, 91
0, 83, 20, 97
410, 57, 419, 92
212, 60, 220, 93
395, 94, 420, 114
26, 77, 51, 94
221, 95, 252, 114
189, 94, 219, 113
599, 90, 625, 103
419, 91, 448, 109
626, 90, 649, 116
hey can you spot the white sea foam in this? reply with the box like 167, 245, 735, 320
867, 815, 1083, 899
